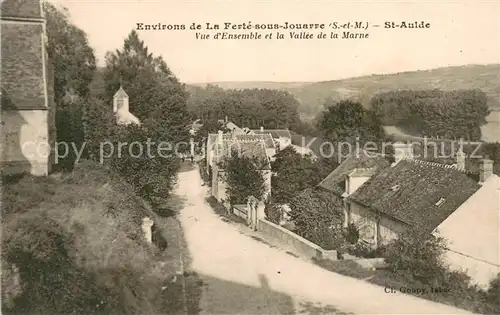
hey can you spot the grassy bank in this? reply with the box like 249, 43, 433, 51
1, 160, 191, 314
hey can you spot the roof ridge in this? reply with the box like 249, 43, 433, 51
405, 158, 479, 175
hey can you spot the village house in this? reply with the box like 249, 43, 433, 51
218, 116, 245, 135
211, 131, 272, 204
251, 127, 292, 150
113, 86, 140, 126
435, 160, 500, 288
1, 0, 56, 176
318, 143, 499, 288
206, 130, 275, 174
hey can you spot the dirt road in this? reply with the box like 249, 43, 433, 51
176, 167, 473, 314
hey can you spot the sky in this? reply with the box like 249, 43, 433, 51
48, 0, 499, 83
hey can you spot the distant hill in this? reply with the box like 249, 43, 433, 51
189, 64, 500, 121
188, 81, 311, 90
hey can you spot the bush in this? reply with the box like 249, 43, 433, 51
289, 188, 344, 250
264, 202, 282, 225
384, 230, 449, 286
344, 223, 359, 245
224, 150, 266, 204
345, 242, 385, 258
198, 159, 211, 186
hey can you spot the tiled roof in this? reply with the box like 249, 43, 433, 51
252, 129, 292, 139
1, 23, 47, 110
348, 159, 481, 232
1, 0, 42, 19
215, 139, 271, 170
289, 132, 334, 158
208, 133, 275, 150
318, 151, 390, 196
225, 122, 243, 132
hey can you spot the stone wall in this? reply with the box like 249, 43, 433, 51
257, 218, 337, 261
1, 0, 56, 176
1, 110, 53, 176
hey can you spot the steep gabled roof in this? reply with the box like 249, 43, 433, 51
252, 129, 292, 139
348, 159, 481, 232
208, 133, 275, 150
114, 86, 128, 99
318, 151, 390, 196
215, 139, 271, 170
289, 132, 334, 158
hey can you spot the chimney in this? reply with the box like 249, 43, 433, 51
479, 158, 493, 183
225, 116, 228, 123
392, 143, 414, 165
456, 148, 466, 170
260, 126, 264, 132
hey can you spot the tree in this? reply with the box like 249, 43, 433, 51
384, 230, 451, 285
192, 119, 229, 150
264, 201, 282, 225
271, 147, 318, 204
44, 3, 96, 170
86, 30, 192, 213
225, 150, 266, 204
289, 188, 344, 250
371, 89, 490, 140
484, 273, 500, 313
103, 30, 191, 146
106, 124, 180, 208
316, 99, 385, 145
187, 86, 302, 130
271, 147, 338, 204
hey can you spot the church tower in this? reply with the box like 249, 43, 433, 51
1, 0, 56, 176
112, 86, 140, 126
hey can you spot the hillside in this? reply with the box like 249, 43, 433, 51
188, 81, 311, 91
1, 161, 187, 314
189, 64, 500, 121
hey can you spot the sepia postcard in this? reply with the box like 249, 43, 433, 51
1, 0, 499, 314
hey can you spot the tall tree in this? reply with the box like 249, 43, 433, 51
44, 3, 96, 170
289, 188, 344, 250
103, 30, 191, 145
316, 99, 385, 144
225, 150, 266, 204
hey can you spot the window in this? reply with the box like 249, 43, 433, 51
116, 99, 124, 109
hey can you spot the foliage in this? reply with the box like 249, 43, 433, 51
371, 89, 490, 140
224, 150, 266, 204
85, 30, 192, 210
271, 147, 338, 204
105, 124, 180, 208
264, 201, 282, 225
484, 273, 500, 313
289, 188, 344, 250
44, 3, 96, 170
1, 161, 187, 314
193, 118, 230, 149
187, 84, 303, 130
384, 229, 450, 286
344, 223, 360, 245
102, 30, 191, 146
316, 99, 386, 145
197, 158, 211, 186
